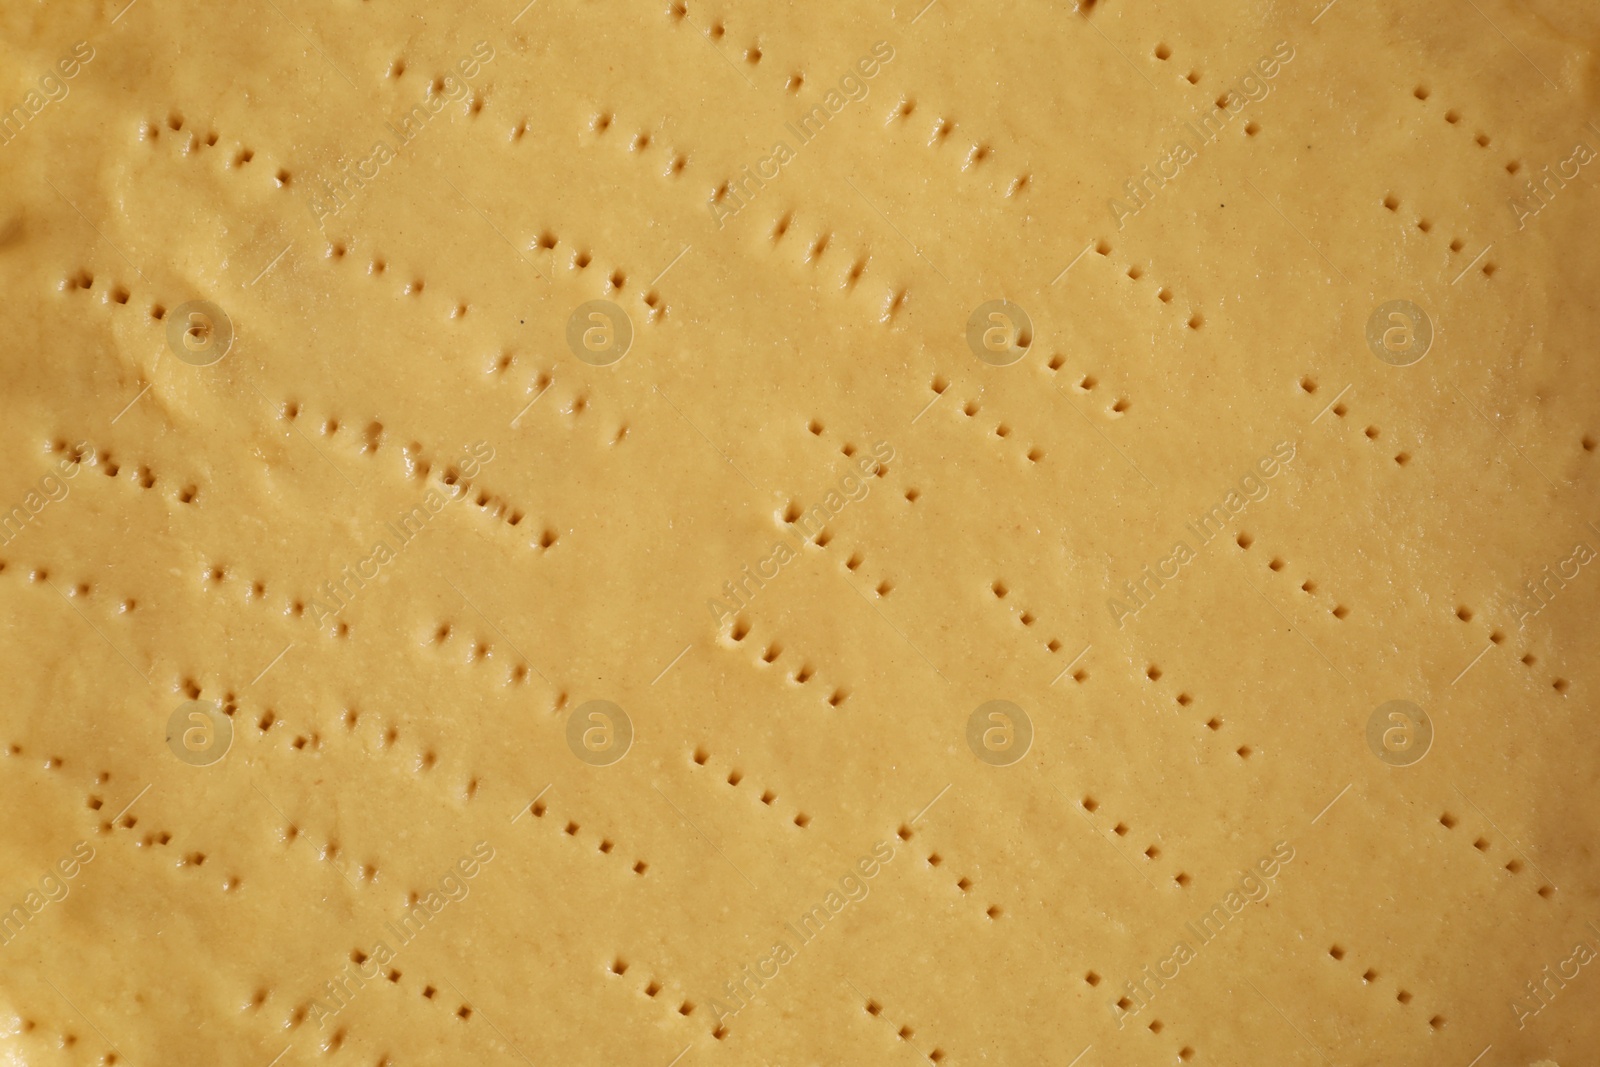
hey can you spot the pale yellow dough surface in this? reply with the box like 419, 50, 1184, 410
1, 0, 1598, 1064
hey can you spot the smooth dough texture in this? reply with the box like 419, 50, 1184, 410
0, 0, 1598, 1064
